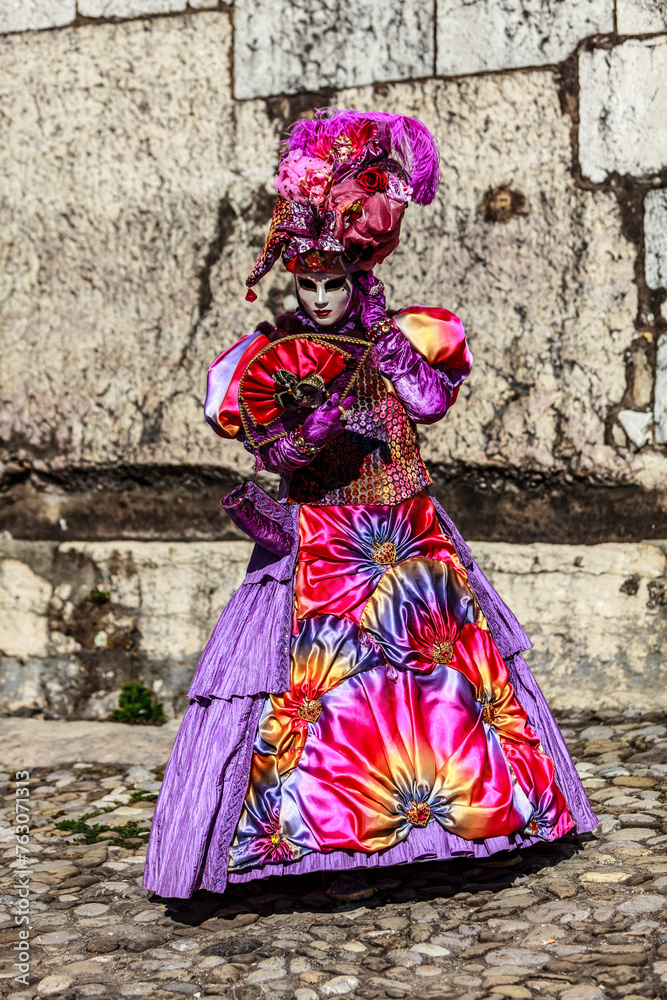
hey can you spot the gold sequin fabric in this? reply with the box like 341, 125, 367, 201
288, 358, 432, 504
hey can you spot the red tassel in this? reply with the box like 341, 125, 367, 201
245, 287, 257, 302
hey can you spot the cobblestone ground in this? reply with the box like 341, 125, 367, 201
2, 711, 667, 1000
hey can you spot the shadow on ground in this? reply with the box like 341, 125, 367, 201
155, 836, 588, 926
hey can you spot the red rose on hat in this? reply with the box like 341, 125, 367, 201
357, 168, 389, 193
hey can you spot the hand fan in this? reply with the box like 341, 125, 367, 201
241, 337, 350, 426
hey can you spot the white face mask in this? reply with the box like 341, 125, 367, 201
295, 273, 353, 327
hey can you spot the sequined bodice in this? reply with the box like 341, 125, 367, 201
287, 356, 431, 505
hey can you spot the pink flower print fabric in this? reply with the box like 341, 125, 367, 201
296, 492, 466, 623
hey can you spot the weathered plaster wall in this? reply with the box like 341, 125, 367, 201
0, 1, 666, 715
0, 538, 251, 719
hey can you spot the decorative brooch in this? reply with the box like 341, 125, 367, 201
273, 369, 327, 409
291, 425, 321, 456
405, 799, 431, 827
365, 315, 394, 344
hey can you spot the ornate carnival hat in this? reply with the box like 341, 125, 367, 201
245, 108, 440, 300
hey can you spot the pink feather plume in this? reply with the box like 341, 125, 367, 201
282, 108, 440, 206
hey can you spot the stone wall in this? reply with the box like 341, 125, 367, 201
0, 1, 666, 715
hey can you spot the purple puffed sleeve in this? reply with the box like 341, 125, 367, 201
375, 309, 473, 424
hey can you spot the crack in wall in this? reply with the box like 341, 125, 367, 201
197, 196, 236, 319
176, 196, 237, 372
264, 89, 338, 137
557, 38, 667, 453
0, 4, 231, 38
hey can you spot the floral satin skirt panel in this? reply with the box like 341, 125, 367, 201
228, 492, 573, 873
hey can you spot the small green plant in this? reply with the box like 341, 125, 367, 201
129, 790, 159, 803
88, 586, 111, 605
110, 682, 166, 726
55, 814, 150, 846
54, 815, 110, 844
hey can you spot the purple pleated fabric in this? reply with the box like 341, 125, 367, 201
187, 578, 293, 701
143, 693, 263, 898
144, 495, 597, 899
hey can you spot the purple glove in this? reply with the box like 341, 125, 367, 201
301, 392, 356, 446
258, 392, 355, 474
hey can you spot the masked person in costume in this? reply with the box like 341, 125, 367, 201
143, 109, 596, 902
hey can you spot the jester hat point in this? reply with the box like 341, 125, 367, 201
245, 108, 440, 301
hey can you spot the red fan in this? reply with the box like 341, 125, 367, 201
241, 338, 350, 426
